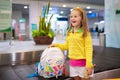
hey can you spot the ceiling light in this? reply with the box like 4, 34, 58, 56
63, 5, 67, 7
24, 6, 28, 9
88, 11, 92, 13
86, 6, 91, 9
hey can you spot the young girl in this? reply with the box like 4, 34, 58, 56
49, 7, 94, 80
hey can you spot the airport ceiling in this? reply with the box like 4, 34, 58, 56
12, 0, 104, 15
37, 0, 104, 5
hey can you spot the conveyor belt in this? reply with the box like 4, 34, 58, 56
0, 64, 68, 80
0, 50, 43, 66
93, 46, 120, 73
1, 46, 120, 80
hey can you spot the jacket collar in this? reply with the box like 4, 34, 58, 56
70, 27, 82, 33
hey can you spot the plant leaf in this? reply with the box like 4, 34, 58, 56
46, 1, 50, 15
48, 14, 53, 22
32, 1, 55, 38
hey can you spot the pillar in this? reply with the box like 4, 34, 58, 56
105, 0, 120, 48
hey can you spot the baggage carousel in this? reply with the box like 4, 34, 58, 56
0, 41, 68, 80
0, 41, 120, 80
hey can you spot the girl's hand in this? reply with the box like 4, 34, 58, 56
85, 67, 93, 75
85, 64, 96, 75
48, 44, 54, 48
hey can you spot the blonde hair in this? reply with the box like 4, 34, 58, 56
67, 7, 89, 37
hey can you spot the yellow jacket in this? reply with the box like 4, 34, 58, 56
54, 28, 93, 68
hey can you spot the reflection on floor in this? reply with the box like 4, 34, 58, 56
0, 64, 68, 80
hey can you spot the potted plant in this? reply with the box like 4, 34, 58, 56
32, 2, 55, 45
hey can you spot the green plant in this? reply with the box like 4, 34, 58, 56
32, 2, 55, 38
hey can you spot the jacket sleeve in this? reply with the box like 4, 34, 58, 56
54, 36, 68, 50
84, 32, 93, 68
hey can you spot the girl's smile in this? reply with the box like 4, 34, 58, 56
70, 10, 82, 28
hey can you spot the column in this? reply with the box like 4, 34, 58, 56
29, 1, 43, 39
105, 0, 120, 48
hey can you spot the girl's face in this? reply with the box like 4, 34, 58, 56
70, 10, 82, 28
